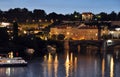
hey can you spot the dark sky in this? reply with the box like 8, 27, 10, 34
0, 0, 120, 14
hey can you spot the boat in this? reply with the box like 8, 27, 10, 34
0, 57, 27, 67
0, 52, 27, 67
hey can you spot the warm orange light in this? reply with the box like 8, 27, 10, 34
48, 53, 52, 63
54, 54, 58, 64
65, 53, 70, 77
110, 57, 114, 77
102, 58, 105, 77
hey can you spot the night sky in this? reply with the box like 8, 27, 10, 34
0, 0, 120, 14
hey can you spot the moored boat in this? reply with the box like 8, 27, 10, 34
0, 52, 27, 67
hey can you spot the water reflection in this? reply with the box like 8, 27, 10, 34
43, 53, 59, 77
0, 67, 25, 77
54, 54, 58, 77
1, 49, 120, 77
110, 57, 114, 77
42, 52, 78, 77
102, 58, 105, 77
65, 52, 70, 77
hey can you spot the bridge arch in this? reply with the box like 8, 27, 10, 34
69, 40, 102, 53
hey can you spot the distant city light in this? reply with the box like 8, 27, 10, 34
107, 40, 112, 46
0, 22, 10, 27
107, 40, 112, 43
23, 31, 27, 34
26, 48, 35, 54
115, 28, 120, 31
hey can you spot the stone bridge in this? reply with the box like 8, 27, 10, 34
69, 39, 120, 54
69, 40, 103, 53
46, 40, 120, 54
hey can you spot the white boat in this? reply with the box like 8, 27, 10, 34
0, 57, 27, 67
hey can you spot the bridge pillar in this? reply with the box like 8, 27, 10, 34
80, 44, 87, 54
101, 40, 107, 54
69, 44, 78, 52
55, 41, 64, 53
64, 40, 69, 50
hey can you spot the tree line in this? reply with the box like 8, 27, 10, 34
0, 8, 120, 23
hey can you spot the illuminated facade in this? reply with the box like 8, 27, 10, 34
82, 12, 93, 21
50, 26, 98, 40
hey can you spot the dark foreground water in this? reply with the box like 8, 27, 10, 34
0, 51, 120, 77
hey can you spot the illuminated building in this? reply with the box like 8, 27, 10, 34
50, 24, 98, 40
82, 12, 93, 21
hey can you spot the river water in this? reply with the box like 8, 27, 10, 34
0, 49, 120, 77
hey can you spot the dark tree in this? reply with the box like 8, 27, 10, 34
33, 9, 46, 21
72, 11, 81, 20
117, 12, 120, 20
0, 10, 3, 21
108, 11, 117, 21
46, 12, 58, 21
99, 12, 108, 21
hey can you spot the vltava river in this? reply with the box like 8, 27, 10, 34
0, 50, 120, 77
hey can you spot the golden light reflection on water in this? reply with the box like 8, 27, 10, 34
44, 55, 47, 62
70, 53, 73, 63
48, 53, 52, 77
48, 53, 52, 63
102, 58, 105, 77
66, 53, 69, 64
43, 53, 53, 77
43, 52, 78, 77
110, 57, 114, 77
54, 54, 58, 64
43, 53, 59, 77
54, 54, 58, 77
74, 57, 77, 77
65, 52, 78, 77
43, 55, 47, 77
6, 68, 11, 76
65, 52, 70, 77
0, 68, 11, 76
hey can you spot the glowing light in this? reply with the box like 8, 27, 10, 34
110, 57, 114, 77
39, 19, 42, 22
34, 31, 39, 34
1, 22, 10, 26
0, 22, 10, 27
110, 31, 114, 34
48, 53, 52, 63
115, 28, 120, 31
65, 52, 70, 77
7, 60, 11, 63
26, 48, 35, 54
107, 40, 112, 46
54, 54, 58, 64
44, 55, 47, 62
67, 32, 70, 35
102, 58, 105, 77
74, 57, 77, 77
70, 53, 73, 63
6, 68, 11, 76
107, 40, 112, 43
54, 54, 58, 77
66, 54, 69, 64
23, 31, 27, 34
47, 53, 53, 77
